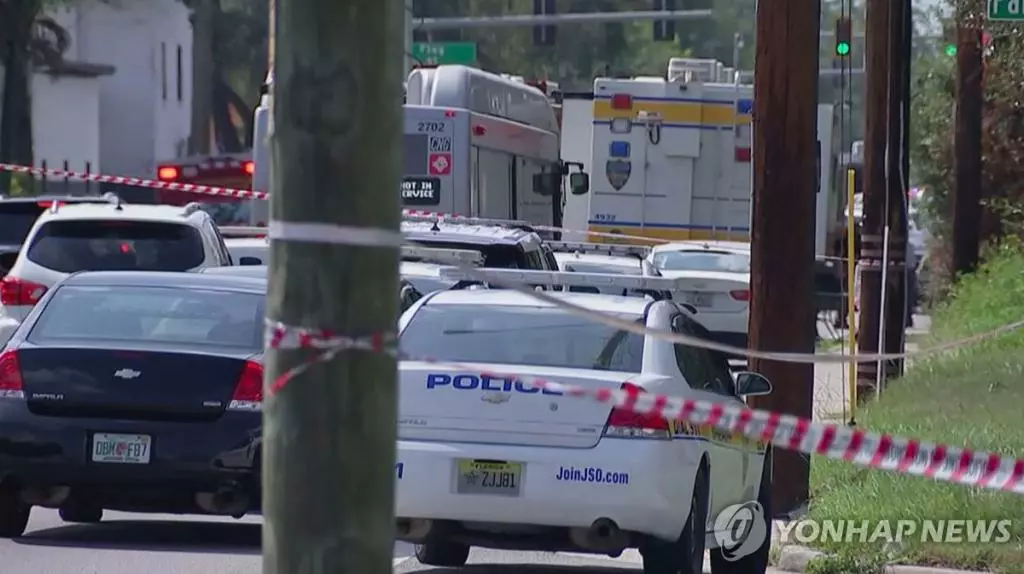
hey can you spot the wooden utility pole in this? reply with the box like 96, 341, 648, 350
952, 5, 983, 277
856, 0, 890, 394
882, 0, 909, 378
263, 1, 402, 573
747, 0, 820, 516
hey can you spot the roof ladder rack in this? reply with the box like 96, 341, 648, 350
401, 211, 537, 232
547, 240, 651, 259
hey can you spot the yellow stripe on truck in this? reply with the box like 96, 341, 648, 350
592, 98, 751, 126
586, 224, 750, 244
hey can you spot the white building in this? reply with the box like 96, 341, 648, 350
8, 0, 193, 184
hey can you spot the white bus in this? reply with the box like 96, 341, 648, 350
250, 66, 589, 228
403, 65, 587, 230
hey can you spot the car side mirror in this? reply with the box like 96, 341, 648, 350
735, 371, 772, 397
238, 256, 262, 266
399, 285, 420, 311
569, 172, 590, 195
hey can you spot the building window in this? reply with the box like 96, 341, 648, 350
176, 45, 183, 102
161, 42, 167, 100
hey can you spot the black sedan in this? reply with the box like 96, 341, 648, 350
0, 271, 265, 537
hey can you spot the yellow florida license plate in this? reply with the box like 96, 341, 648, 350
455, 460, 522, 497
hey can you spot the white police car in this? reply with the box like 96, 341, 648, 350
395, 268, 774, 574
400, 245, 480, 295
549, 240, 662, 294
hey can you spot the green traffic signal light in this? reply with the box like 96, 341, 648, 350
945, 44, 957, 57
836, 41, 851, 56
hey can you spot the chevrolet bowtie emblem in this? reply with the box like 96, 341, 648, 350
481, 393, 511, 404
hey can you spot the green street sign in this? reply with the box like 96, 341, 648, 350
411, 42, 477, 66
988, 0, 1024, 21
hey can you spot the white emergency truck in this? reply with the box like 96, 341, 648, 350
561, 57, 842, 258
249, 66, 590, 230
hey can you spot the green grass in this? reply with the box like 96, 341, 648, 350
808, 240, 1024, 574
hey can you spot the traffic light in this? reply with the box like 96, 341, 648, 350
945, 43, 957, 57
532, 0, 556, 46
653, 0, 676, 42
835, 17, 852, 57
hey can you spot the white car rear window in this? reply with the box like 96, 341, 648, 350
27, 220, 205, 273
653, 250, 750, 273
401, 304, 645, 372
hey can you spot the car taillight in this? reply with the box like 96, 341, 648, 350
0, 276, 48, 306
603, 382, 670, 439
157, 166, 179, 181
227, 360, 263, 412
0, 350, 24, 398
729, 289, 751, 302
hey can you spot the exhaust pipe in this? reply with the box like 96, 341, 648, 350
195, 483, 250, 517
570, 517, 629, 556
395, 518, 433, 543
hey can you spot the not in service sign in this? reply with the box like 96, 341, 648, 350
401, 176, 440, 206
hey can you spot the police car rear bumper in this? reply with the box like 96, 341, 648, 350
395, 437, 699, 543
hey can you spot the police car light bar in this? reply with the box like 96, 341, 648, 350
219, 225, 268, 238
401, 245, 483, 266
402, 212, 535, 230
548, 240, 651, 259
437, 267, 689, 293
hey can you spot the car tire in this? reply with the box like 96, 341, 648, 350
59, 500, 104, 524
414, 540, 470, 567
641, 462, 709, 574
709, 449, 772, 574
0, 486, 30, 538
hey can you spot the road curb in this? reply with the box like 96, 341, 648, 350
772, 545, 993, 574
775, 545, 823, 572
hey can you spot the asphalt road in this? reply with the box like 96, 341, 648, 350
4, 509, 794, 573
1, 508, 615, 573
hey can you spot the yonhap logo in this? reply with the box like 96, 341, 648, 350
713, 501, 768, 561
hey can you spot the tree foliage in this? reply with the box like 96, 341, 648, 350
912, 0, 1024, 251
0, 0, 72, 191
411, 0, 756, 89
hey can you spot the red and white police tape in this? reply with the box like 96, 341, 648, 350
264, 320, 1024, 496
0, 163, 1016, 364
261, 218, 1024, 365
0, 162, 267, 200
265, 322, 397, 395
0, 162, 662, 243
